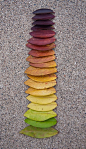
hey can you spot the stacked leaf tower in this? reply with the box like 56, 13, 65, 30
20, 8, 58, 138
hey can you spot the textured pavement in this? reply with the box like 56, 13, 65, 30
1, 0, 86, 149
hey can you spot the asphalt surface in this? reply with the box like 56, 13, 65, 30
1, 0, 86, 149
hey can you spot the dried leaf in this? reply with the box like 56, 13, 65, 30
24, 109, 57, 121
25, 66, 57, 76
32, 14, 55, 20
30, 30, 55, 38
24, 79, 56, 89
26, 55, 55, 63
25, 117, 57, 128
26, 43, 56, 51
31, 25, 54, 31
27, 37, 56, 45
19, 126, 58, 138
25, 87, 56, 96
32, 20, 54, 26
27, 102, 57, 111
30, 61, 56, 68
27, 74, 56, 82
26, 94, 57, 104
29, 49, 55, 57
33, 8, 54, 14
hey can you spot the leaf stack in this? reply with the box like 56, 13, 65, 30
20, 8, 58, 138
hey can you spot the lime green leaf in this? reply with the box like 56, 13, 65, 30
25, 118, 57, 128
19, 126, 58, 138
24, 109, 57, 121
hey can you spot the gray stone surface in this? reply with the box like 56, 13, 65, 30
1, 0, 86, 149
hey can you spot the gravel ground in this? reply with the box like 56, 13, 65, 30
1, 0, 86, 149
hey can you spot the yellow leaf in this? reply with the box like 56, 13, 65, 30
27, 102, 57, 111
26, 94, 57, 104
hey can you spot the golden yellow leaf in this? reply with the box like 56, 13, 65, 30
24, 79, 56, 89
25, 87, 56, 96
27, 74, 56, 82
25, 66, 57, 76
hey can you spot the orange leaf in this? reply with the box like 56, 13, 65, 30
27, 74, 56, 82
25, 87, 56, 96
25, 66, 57, 76
24, 79, 56, 89
29, 61, 56, 68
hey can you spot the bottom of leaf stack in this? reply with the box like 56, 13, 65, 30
19, 125, 58, 138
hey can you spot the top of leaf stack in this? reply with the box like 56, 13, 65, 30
33, 8, 55, 14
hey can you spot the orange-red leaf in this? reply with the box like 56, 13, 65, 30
29, 49, 55, 57
26, 43, 56, 51
26, 55, 55, 63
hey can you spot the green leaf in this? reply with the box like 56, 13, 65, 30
25, 118, 57, 128
19, 126, 58, 138
24, 109, 57, 121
